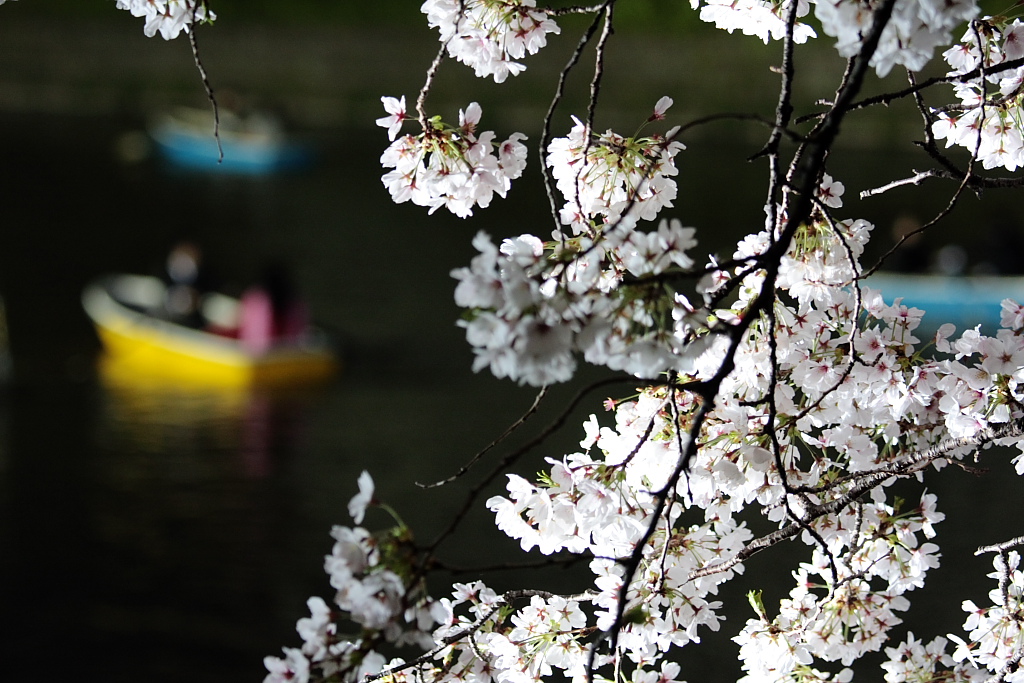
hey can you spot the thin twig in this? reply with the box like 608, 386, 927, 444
416, 0, 464, 127
188, 3, 221, 163
585, 3, 614, 134
424, 375, 650, 555
679, 111, 805, 142
418, 387, 549, 488
567, 2, 615, 233
861, 62, 983, 279
433, 552, 586, 575
791, 418, 1024, 494
750, 0, 802, 161
540, 10, 607, 236
546, 4, 609, 15
976, 535, 1024, 556
884, 28, 984, 272
417, 43, 449, 129
794, 56, 1024, 124
860, 170, 939, 198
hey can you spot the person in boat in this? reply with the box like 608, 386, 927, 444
164, 240, 217, 327
238, 262, 309, 354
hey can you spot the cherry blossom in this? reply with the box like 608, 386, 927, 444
273, 169, 1024, 683
114, 0, 214, 40
264, 647, 311, 683
546, 108, 685, 235
947, 551, 1024, 678
422, 0, 560, 82
348, 471, 375, 524
813, 0, 978, 76
376, 96, 410, 142
378, 100, 528, 217
451, 218, 703, 385
693, 0, 816, 44
932, 17, 1024, 171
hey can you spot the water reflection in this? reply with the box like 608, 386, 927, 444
97, 354, 314, 475
85, 358, 334, 680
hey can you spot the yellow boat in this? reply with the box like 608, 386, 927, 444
82, 274, 339, 387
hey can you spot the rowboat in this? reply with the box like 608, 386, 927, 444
149, 106, 312, 174
82, 274, 338, 387
863, 272, 1024, 332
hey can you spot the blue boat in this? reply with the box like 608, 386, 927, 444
862, 273, 1024, 333
149, 106, 312, 174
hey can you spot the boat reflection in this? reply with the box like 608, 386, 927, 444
96, 352, 321, 479
86, 353, 324, 678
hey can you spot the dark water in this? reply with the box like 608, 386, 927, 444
0, 104, 1022, 683
0, 112, 586, 681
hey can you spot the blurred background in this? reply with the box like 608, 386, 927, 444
0, 2, 1022, 682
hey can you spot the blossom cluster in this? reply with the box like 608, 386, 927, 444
477, 203, 1024, 682
877, 550, 1024, 683
442, 99, 703, 384
419, 584, 598, 683
452, 217, 706, 385
932, 17, 1024, 171
881, 633, 963, 683
688, 0, 978, 75
692, 0, 817, 45
377, 98, 528, 217
451, 172, 853, 386
546, 99, 685, 234
114, 0, 214, 40
422, 0, 561, 82
949, 551, 1024, 679
733, 495, 942, 681
489, 429, 753, 658
813, 0, 978, 76
264, 473, 439, 683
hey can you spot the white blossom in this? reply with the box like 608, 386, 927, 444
348, 470, 375, 524
379, 101, 528, 217
694, 0, 816, 44
115, 0, 214, 39
932, 17, 1024, 170
422, 0, 560, 82
546, 109, 684, 234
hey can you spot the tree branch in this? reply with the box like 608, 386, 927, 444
418, 387, 549, 489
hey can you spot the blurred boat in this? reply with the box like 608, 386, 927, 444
149, 106, 312, 174
863, 272, 1024, 332
82, 274, 338, 387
